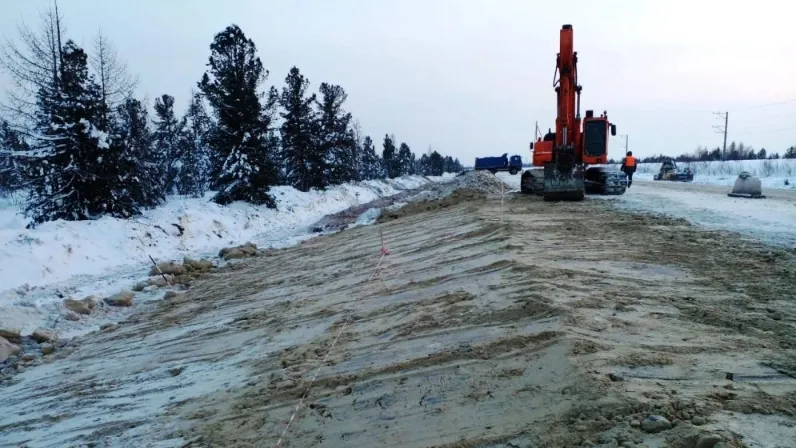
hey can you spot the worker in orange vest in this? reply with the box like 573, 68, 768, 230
621, 151, 637, 188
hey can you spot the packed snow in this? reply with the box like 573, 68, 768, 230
496, 162, 796, 249
618, 159, 796, 190
0, 174, 453, 336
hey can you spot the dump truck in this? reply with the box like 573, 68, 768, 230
474, 153, 523, 175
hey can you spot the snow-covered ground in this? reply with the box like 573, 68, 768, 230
618, 159, 796, 190
0, 174, 454, 336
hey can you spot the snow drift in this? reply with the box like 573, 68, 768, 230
0, 176, 448, 291
0, 175, 453, 335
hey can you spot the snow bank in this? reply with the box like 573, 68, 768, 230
612, 159, 796, 190
0, 175, 450, 334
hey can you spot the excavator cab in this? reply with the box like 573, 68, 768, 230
582, 111, 616, 163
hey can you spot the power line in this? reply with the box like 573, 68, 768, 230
729, 98, 796, 113
739, 125, 796, 134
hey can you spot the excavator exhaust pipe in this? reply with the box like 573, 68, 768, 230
727, 171, 765, 198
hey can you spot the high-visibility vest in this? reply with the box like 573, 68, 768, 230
624, 155, 636, 167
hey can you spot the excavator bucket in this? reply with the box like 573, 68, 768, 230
728, 172, 765, 198
543, 164, 585, 201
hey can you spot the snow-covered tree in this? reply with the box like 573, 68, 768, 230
177, 92, 212, 197
25, 40, 129, 225
198, 24, 279, 206
382, 134, 400, 178
358, 135, 382, 180
315, 82, 356, 186
397, 142, 415, 176
0, 121, 29, 194
427, 150, 445, 176
416, 152, 431, 176
114, 97, 163, 209
279, 66, 319, 192
152, 94, 184, 194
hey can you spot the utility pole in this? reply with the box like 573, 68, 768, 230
713, 111, 728, 160
618, 134, 629, 154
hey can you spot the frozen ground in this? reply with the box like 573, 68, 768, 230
2, 177, 793, 447
0, 175, 454, 336
497, 170, 796, 249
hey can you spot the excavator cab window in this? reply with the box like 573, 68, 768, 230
583, 120, 608, 157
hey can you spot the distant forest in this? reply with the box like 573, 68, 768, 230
608, 141, 796, 164
0, 2, 463, 227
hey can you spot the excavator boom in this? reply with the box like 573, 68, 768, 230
520, 24, 617, 201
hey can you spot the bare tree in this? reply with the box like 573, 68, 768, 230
90, 28, 139, 126
0, 0, 66, 132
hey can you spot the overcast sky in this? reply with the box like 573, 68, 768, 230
2, 0, 795, 162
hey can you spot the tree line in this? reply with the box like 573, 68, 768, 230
0, 4, 462, 227
608, 141, 796, 164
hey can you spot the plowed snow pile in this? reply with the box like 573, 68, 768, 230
411, 170, 512, 198
1, 177, 794, 448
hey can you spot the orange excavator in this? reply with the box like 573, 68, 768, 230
520, 24, 618, 201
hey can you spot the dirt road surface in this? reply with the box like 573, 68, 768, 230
1, 181, 795, 447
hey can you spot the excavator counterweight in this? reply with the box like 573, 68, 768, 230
520, 24, 617, 200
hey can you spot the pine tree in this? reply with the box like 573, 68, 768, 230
198, 24, 279, 206
178, 92, 212, 197
397, 142, 415, 176
152, 94, 184, 194
358, 135, 381, 180
316, 82, 356, 186
114, 97, 163, 209
428, 150, 445, 176
279, 66, 319, 192
25, 40, 128, 225
382, 134, 399, 178
417, 153, 431, 176
443, 155, 455, 173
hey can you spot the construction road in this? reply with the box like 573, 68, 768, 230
1, 177, 795, 448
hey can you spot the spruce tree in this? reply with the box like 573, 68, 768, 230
279, 66, 319, 192
359, 135, 381, 180
152, 94, 184, 194
114, 97, 163, 209
178, 92, 212, 197
417, 153, 431, 176
382, 134, 399, 178
25, 40, 128, 225
428, 150, 445, 176
315, 82, 356, 186
198, 24, 279, 206
397, 142, 415, 176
